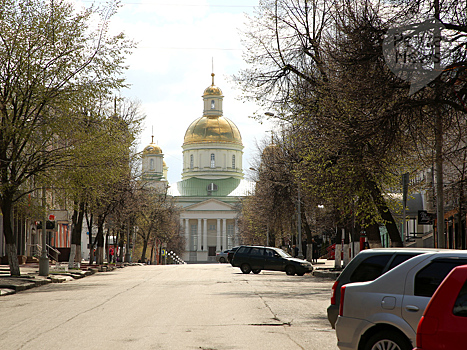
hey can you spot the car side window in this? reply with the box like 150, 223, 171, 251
388, 253, 420, 270
349, 255, 392, 282
453, 280, 467, 317
250, 248, 263, 256
415, 259, 467, 297
265, 249, 275, 257
237, 247, 250, 254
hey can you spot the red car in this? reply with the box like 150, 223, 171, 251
415, 264, 467, 350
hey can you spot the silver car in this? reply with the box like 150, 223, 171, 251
215, 249, 230, 263
336, 250, 467, 350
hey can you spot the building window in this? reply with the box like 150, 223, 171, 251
190, 154, 194, 169
232, 155, 235, 169
150, 159, 154, 170
210, 153, 215, 168
211, 100, 215, 109
209, 224, 216, 231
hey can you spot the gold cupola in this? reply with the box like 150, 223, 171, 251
183, 73, 242, 146
143, 143, 162, 155
203, 73, 223, 96
183, 115, 242, 145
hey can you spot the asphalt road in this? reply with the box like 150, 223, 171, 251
0, 264, 339, 350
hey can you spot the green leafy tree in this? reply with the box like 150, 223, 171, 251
0, 0, 135, 275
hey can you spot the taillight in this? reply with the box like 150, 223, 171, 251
331, 280, 339, 305
339, 285, 346, 316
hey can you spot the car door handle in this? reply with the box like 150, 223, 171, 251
405, 305, 420, 312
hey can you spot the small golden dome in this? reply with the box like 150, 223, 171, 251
203, 73, 223, 96
184, 115, 242, 145
143, 143, 162, 155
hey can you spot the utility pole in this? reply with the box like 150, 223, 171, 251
434, 0, 445, 248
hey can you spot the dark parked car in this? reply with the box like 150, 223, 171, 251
228, 246, 241, 264
327, 248, 439, 329
231, 245, 313, 276
415, 264, 467, 350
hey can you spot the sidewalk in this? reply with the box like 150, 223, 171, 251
0, 262, 137, 297
312, 258, 342, 279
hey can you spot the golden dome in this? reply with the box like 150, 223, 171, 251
184, 116, 242, 145
143, 143, 162, 155
203, 73, 223, 96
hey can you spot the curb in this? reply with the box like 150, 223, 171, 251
312, 268, 341, 280
0, 263, 128, 296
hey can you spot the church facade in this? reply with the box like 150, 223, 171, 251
141, 73, 246, 263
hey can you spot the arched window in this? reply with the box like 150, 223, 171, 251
190, 154, 194, 169
150, 159, 154, 170
211, 100, 215, 109
232, 155, 236, 169
210, 153, 215, 168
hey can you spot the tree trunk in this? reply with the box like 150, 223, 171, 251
86, 212, 94, 264
140, 235, 149, 262
95, 214, 105, 264
68, 202, 85, 269
367, 178, 403, 246
2, 195, 20, 276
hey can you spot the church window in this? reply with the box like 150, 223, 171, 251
150, 159, 154, 170
211, 100, 215, 109
232, 155, 235, 169
190, 154, 194, 169
210, 153, 215, 168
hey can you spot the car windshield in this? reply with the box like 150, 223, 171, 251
275, 249, 292, 258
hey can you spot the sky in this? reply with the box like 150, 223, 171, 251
76, 0, 275, 184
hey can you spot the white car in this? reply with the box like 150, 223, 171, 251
335, 250, 467, 350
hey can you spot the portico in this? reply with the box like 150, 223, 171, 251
179, 198, 239, 262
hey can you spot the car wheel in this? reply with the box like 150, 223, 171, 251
252, 269, 261, 274
241, 264, 252, 274
219, 257, 226, 263
285, 265, 296, 276
363, 330, 411, 350
296, 272, 305, 276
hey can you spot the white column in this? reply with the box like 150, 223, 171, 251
197, 219, 202, 251
234, 219, 239, 246
216, 219, 221, 251
223, 219, 227, 248
184, 218, 190, 251
203, 218, 208, 251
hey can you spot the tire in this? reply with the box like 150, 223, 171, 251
285, 265, 296, 276
296, 272, 305, 276
241, 263, 252, 274
252, 269, 261, 274
363, 330, 411, 350
219, 257, 226, 263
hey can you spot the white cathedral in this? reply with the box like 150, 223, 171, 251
141, 73, 248, 263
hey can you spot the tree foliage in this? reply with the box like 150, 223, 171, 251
0, 0, 135, 275
235, 0, 467, 248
